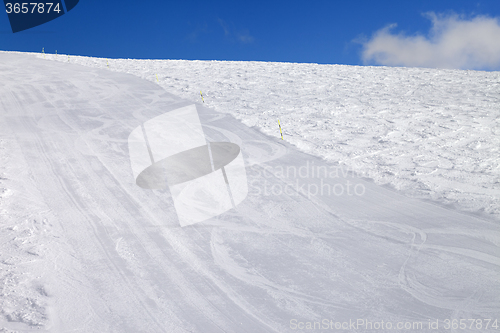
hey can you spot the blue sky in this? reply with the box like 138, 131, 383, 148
2, 0, 500, 69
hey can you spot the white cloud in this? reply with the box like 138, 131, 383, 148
218, 18, 230, 36
236, 30, 255, 44
361, 13, 500, 70
217, 18, 254, 44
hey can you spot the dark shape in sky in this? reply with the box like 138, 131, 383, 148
64, 0, 78, 12
4, 0, 79, 33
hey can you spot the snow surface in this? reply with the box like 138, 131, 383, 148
43, 53, 500, 222
0, 51, 499, 332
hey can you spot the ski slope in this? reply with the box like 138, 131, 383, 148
0, 52, 499, 332
44, 53, 500, 222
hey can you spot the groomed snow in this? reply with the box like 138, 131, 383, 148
42, 53, 500, 222
0, 51, 499, 332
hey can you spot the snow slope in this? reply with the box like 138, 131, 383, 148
42, 53, 500, 222
0, 52, 499, 332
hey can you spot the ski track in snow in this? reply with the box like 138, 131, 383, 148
0, 51, 499, 332
40, 52, 500, 222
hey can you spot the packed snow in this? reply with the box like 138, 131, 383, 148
43, 53, 500, 221
0, 51, 499, 332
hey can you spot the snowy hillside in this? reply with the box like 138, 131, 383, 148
0, 51, 499, 332
44, 53, 500, 221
